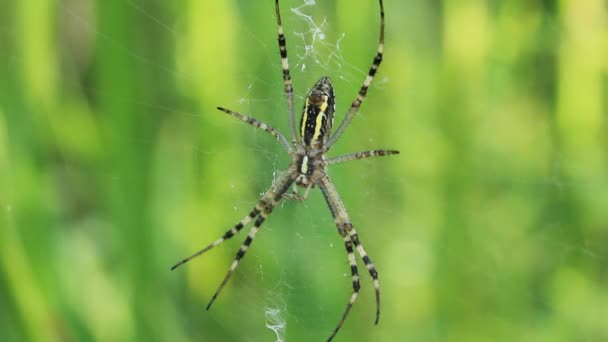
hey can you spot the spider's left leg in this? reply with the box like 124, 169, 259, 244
274, 0, 298, 142
318, 176, 380, 341
325, 149, 399, 166
326, 0, 385, 148
216, 107, 293, 153
347, 227, 380, 325
206, 172, 297, 310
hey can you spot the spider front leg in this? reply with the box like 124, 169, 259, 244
318, 175, 381, 341
170, 205, 262, 271
347, 227, 380, 324
206, 206, 271, 310
282, 183, 313, 201
171, 171, 296, 309
328, 231, 361, 342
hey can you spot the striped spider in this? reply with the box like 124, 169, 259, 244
172, 0, 397, 340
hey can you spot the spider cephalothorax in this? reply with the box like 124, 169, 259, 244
172, 1, 397, 341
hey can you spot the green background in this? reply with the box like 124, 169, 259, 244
1, 0, 607, 341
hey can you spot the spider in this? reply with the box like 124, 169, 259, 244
171, 0, 398, 340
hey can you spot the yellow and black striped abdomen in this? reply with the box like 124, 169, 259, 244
300, 76, 335, 148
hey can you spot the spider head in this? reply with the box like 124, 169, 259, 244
299, 76, 335, 149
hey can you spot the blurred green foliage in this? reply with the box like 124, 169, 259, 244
1, 0, 607, 341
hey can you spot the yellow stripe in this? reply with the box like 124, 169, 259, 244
311, 96, 328, 142
300, 98, 309, 138
300, 156, 309, 173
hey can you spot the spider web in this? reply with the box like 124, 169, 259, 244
51, 1, 380, 340
2, 1, 607, 342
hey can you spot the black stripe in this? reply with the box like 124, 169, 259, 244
236, 248, 245, 260
369, 268, 378, 278
278, 36, 288, 58
362, 255, 372, 265
243, 235, 253, 246
223, 226, 239, 239
374, 54, 383, 64
353, 279, 361, 292
255, 216, 266, 226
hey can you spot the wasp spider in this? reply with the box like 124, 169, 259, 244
172, 0, 397, 340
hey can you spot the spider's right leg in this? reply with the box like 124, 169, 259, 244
274, 0, 298, 143
216, 107, 293, 153
170, 203, 263, 271
205, 172, 297, 309
171, 168, 296, 271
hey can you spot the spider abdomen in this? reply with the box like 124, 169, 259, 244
300, 76, 335, 148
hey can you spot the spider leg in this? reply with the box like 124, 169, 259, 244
170, 204, 263, 271
274, 0, 297, 143
326, 233, 360, 342
217, 107, 293, 153
171, 169, 296, 272
325, 149, 399, 166
204, 171, 297, 309
206, 208, 270, 310
318, 175, 381, 340
282, 183, 313, 201
348, 229, 380, 325
326, 0, 384, 148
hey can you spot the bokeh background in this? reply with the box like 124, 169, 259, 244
1, 0, 607, 341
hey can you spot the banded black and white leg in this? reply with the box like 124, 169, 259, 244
325, 230, 361, 342
206, 204, 272, 310
216, 106, 293, 153
274, 0, 298, 143
327, 0, 385, 147
318, 176, 380, 341
172, 172, 296, 309
325, 149, 399, 166
170, 204, 263, 271
348, 228, 380, 324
